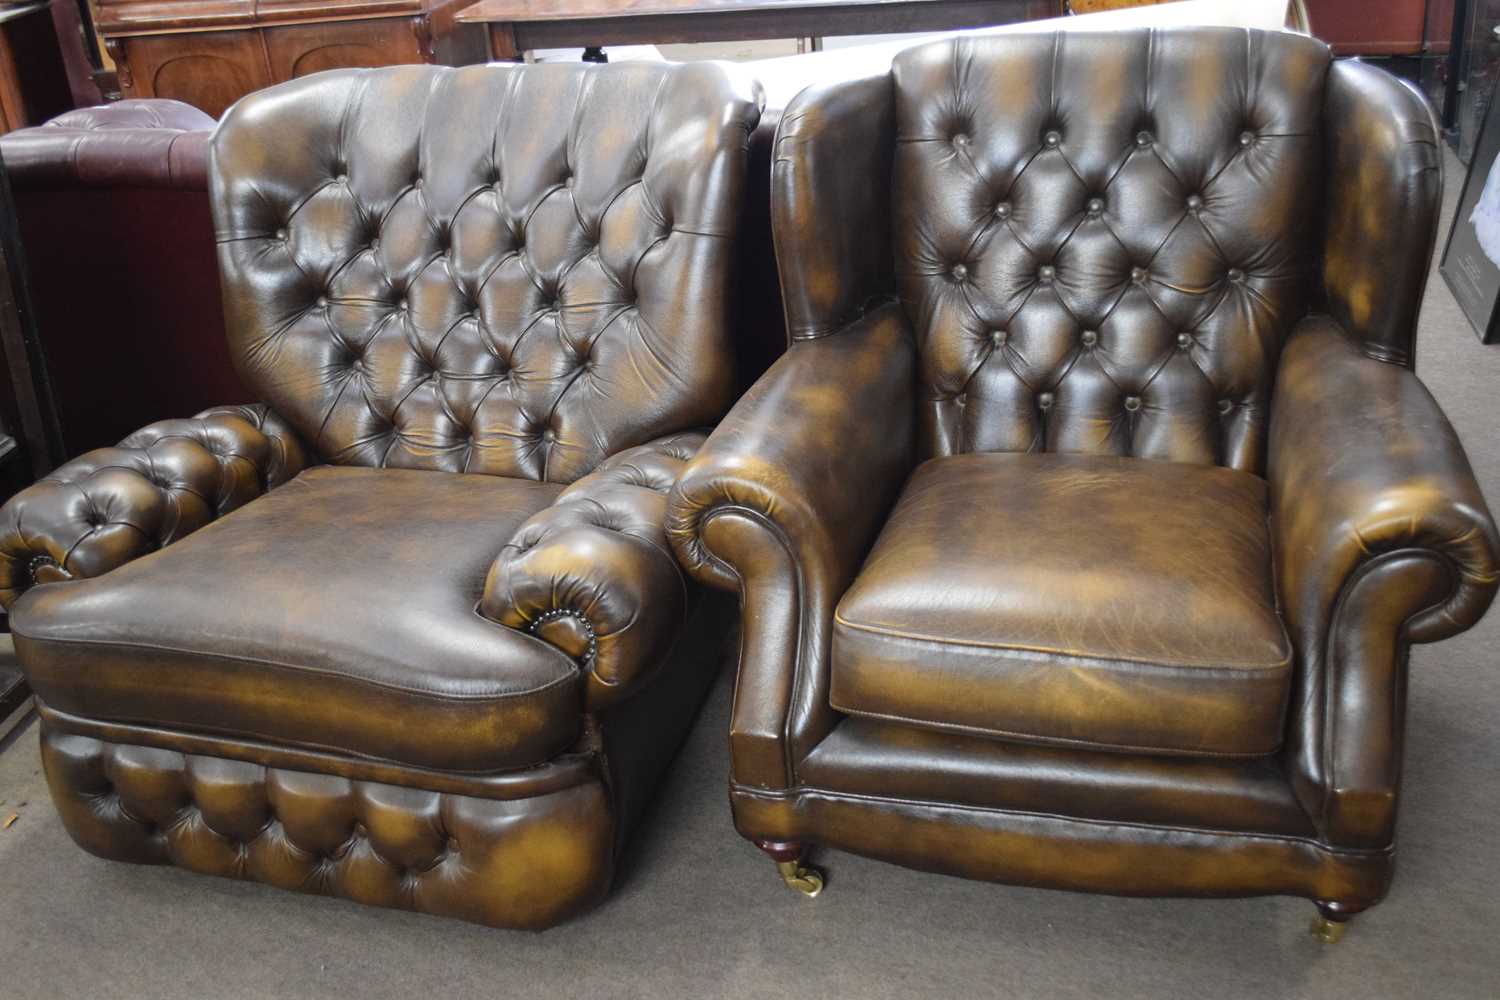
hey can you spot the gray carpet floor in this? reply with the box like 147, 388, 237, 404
3, 152, 1499, 1000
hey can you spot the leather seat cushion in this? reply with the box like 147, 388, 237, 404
831, 453, 1292, 756
12, 466, 584, 773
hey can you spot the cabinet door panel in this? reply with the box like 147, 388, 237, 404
264, 19, 423, 80
121, 31, 272, 118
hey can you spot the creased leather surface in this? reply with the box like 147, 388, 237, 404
1271, 317, 1500, 846
212, 63, 761, 482
481, 431, 703, 708
893, 29, 1326, 470
832, 451, 1291, 756
0, 404, 310, 609
12, 467, 579, 774
42, 730, 613, 930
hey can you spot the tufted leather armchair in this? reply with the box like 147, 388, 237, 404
0, 61, 762, 929
667, 28, 1500, 939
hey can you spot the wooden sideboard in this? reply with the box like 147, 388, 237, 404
95, 0, 488, 118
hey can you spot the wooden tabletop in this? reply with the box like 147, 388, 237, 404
460, 0, 1024, 22
458, 0, 1061, 55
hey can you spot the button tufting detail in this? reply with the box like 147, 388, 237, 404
888, 34, 1325, 477
40, 731, 615, 930
1080, 330, 1098, 347
1124, 396, 1142, 412
950, 263, 969, 281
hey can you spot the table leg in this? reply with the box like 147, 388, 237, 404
488, 23, 521, 61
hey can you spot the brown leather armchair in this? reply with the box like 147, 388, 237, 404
0, 61, 762, 929
667, 27, 1500, 940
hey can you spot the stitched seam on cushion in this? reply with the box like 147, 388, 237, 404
12, 630, 579, 702
40, 703, 570, 774
833, 611, 1292, 673
38, 698, 596, 785
730, 782, 1388, 856
825, 700, 1280, 758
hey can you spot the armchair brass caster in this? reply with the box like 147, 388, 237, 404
776, 860, 825, 898
1310, 903, 1353, 944
1309, 915, 1345, 944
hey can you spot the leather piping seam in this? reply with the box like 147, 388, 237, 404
36, 698, 598, 790
699, 502, 807, 789
820, 702, 1279, 759
830, 614, 1293, 674
1315, 545, 1459, 835
40, 701, 564, 772
730, 782, 1388, 857
11, 628, 579, 703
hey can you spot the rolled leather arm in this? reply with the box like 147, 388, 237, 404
666, 303, 916, 788
1270, 316, 1500, 846
479, 433, 705, 710
0, 404, 312, 609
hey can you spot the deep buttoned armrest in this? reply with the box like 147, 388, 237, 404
665, 303, 916, 788
0, 404, 311, 609
1270, 316, 1499, 845
480, 433, 705, 710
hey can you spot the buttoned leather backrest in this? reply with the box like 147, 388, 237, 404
212, 63, 760, 482
894, 29, 1328, 472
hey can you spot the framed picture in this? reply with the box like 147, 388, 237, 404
1442, 68, 1500, 344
